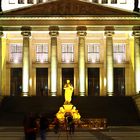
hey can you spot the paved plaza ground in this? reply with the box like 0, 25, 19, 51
0, 126, 140, 140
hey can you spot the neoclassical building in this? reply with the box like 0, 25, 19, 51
0, 0, 140, 97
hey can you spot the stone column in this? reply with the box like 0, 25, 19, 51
0, 31, 3, 95
21, 27, 31, 96
105, 27, 114, 96
77, 26, 87, 96
133, 27, 140, 94
49, 26, 59, 96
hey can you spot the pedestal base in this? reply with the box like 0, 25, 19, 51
56, 103, 81, 122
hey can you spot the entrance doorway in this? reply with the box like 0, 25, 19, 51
114, 68, 125, 96
88, 68, 100, 96
10, 68, 22, 96
62, 68, 74, 95
36, 68, 48, 96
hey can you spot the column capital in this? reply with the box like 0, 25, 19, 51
49, 26, 59, 37
21, 26, 31, 37
132, 26, 140, 37
21, 31, 31, 37
77, 26, 87, 37
104, 26, 115, 36
77, 26, 87, 36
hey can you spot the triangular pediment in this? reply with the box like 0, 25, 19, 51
0, 0, 138, 16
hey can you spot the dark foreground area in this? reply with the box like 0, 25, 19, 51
0, 126, 140, 140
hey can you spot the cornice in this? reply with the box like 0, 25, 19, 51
0, 16, 140, 21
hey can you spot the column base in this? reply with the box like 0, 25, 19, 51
107, 92, 114, 96
22, 92, 28, 96
79, 92, 85, 96
51, 92, 57, 96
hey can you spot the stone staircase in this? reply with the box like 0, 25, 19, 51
0, 96, 139, 126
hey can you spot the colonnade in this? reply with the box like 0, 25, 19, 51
0, 26, 140, 96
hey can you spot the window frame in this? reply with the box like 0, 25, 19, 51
61, 43, 74, 63
113, 43, 126, 63
9, 43, 23, 63
87, 43, 100, 63
36, 43, 49, 63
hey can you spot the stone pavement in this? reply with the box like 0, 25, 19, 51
0, 126, 140, 140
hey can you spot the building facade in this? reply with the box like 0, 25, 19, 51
1, 0, 139, 11
0, 0, 140, 97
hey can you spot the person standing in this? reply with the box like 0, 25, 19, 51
53, 117, 60, 134
66, 115, 75, 135
39, 113, 49, 140
23, 112, 38, 140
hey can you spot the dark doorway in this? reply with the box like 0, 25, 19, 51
88, 68, 100, 96
36, 68, 48, 96
114, 68, 125, 96
10, 68, 22, 96
62, 68, 74, 95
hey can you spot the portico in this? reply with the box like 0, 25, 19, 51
0, 0, 140, 97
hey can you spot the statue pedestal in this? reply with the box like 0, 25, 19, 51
63, 104, 73, 112
56, 103, 81, 122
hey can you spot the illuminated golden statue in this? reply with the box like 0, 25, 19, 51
64, 80, 73, 104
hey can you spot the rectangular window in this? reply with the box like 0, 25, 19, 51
102, 0, 108, 4
10, 44, 22, 63
88, 43, 100, 63
62, 43, 74, 63
9, 0, 15, 4
111, 0, 117, 4
18, 0, 24, 4
113, 43, 126, 63
27, 0, 33, 4
37, 0, 43, 3
92, 0, 98, 3
36, 44, 48, 63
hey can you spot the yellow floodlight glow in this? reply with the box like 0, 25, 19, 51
29, 78, 32, 87
104, 77, 106, 87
